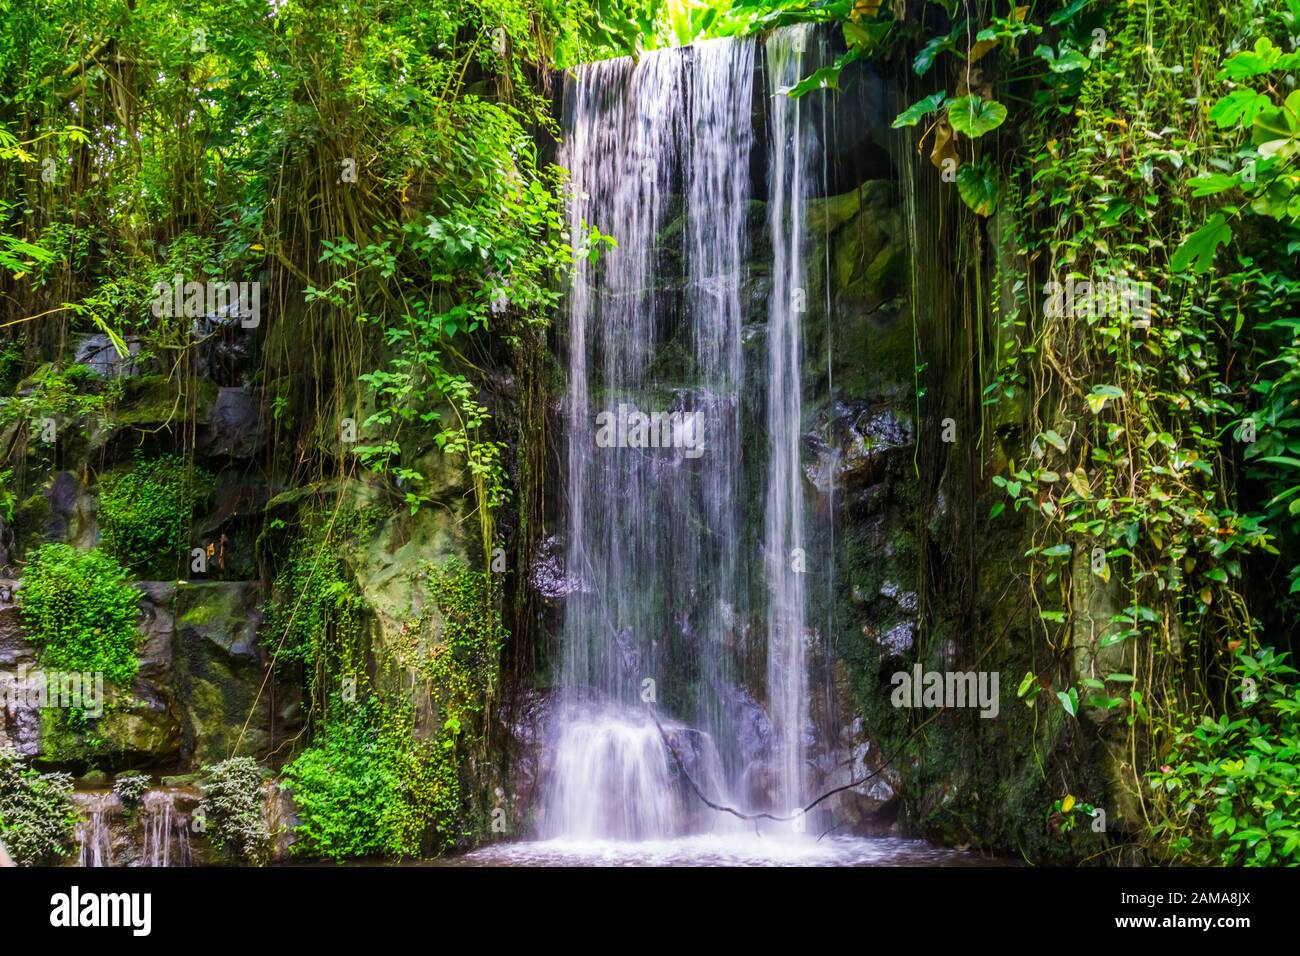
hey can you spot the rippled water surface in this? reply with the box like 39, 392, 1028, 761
435, 835, 1010, 868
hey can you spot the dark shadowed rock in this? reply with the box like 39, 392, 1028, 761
74, 335, 144, 378
530, 534, 584, 602
198, 387, 264, 459
805, 399, 914, 498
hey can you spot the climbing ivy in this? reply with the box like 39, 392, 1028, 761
262, 509, 375, 714
407, 560, 508, 729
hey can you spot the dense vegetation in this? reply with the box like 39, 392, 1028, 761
0, 0, 1296, 867
17, 543, 141, 686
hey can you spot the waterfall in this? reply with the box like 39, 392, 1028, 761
545, 35, 756, 840
545, 27, 827, 841
70, 788, 195, 867
140, 790, 192, 868
74, 792, 116, 867
763, 23, 819, 820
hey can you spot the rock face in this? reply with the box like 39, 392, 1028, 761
0, 579, 295, 773
172, 581, 294, 767
0, 586, 40, 756
74, 335, 145, 378
198, 387, 265, 460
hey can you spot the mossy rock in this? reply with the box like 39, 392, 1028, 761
172, 581, 284, 766
36, 688, 182, 769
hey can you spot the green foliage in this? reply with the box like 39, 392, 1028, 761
199, 757, 272, 866
0, 747, 77, 866
1150, 648, 1300, 865
283, 696, 458, 860
409, 560, 507, 725
262, 510, 373, 710
1172, 7, 1300, 599
18, 544, 141, 686
946, 95, 1007, 138
282, 561, 504, 861
98, 453, 210, 576
0, 362, 121, 443
966, 0, 1300, 865
112, 771, 152, 806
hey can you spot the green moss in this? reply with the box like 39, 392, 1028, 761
12, 491, 51, 553
413, 559, 506, 724
98, 452, 212, 577
18, 544, 141, 687
179, 601, 217, 627
262, 508, 375, 708
283, 696, 457, 860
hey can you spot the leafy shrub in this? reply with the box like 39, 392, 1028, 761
0, 362, 118, 439
98, 453, 210, 576
112, 772, 152, 806
0, 747, 77, 865
283, 697, 455, 861
199, 757, 271, 865
1150, 648, 1300, 865
18, 544, 141, 686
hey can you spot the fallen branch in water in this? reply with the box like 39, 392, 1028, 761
647, 695, 944, 824
583, 552, 951, 826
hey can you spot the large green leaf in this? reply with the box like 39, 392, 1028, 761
913, 21, 965, 76
956, 161, 999, 216
842, 17, 891, 51
1218, 38, 1300, 80
947, 94, 1008, 137
1253, 90, 1300, 160
1211, 89, 1273, 129
892, 91, 946, 129
781, 47, 863, 98
1170, 214, 1232, 273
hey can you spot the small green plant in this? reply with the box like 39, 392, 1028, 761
199, 757, 271, 866
283, 696, 456, 861
112, 772, 152, 806
18, 544, 141, 686
0, 747, 77, 865
1150, 647, 1300, 865
98, 452, 210, 576
1047, 793, 1102, 835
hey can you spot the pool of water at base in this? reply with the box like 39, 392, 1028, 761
429, 835, 1012, 867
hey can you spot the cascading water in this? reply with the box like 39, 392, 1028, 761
541, 24, 850, 846
470, 25, 997, 867
74, 792, 116, 867
763, 23, 819, 821
140, 790, 192, 868
69, 787, 197, 867
544, 35, 757, 841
